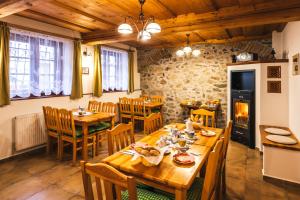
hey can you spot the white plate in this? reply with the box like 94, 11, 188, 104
266, 135, 298, 145
264, 128, 291, 136
73, 111, 92, 116
201, 130, 216, 137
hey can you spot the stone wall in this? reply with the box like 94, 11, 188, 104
138, 40, 272, 127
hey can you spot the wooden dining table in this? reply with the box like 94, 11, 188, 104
73, 111, 115, 161
103, 123, 223, 200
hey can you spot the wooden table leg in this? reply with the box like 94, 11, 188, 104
160, 106, 163, 122
111, 117, 115, 128
175, 189, 187, 200
82, 123, 88, 161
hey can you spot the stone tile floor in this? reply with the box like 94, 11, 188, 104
0, 135, 299, 200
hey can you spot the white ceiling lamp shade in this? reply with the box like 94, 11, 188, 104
183, 46, 192, 54
192, 49, 201, 57
117, 0, 161, 41
146, 22, 161, 33
176, 33, 201, 58
118, 22, 133, 34
138, 30, 151, 41
176, 49, 184, 57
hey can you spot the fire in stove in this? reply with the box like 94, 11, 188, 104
234, 101, 249, 128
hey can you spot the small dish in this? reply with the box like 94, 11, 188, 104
173, 153, 195, 165
201, 130, 216, 137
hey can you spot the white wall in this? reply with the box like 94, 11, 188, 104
273, 21, 300, 139
0, 16, 141, 160
260, 63, 289, 127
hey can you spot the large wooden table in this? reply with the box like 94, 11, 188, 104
73, 112, 115, 161
103, 123, 223, 200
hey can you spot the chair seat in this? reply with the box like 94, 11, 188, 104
121, 187, 170, 200
151, 108, 161, 113
95, 122, 111, 131
128, 177, 203, 200
61, 126, 98, 138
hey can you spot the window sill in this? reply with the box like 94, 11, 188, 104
10, 92, 67, 101
10, 89, 141, 101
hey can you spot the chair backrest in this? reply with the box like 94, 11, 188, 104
132, 98, 146, 116
119, 97, 132, 115
150, 95, 163, 103
43, 106, 59, 132
57, 109, 76, 138
88, 100, 101, 111
140, 95, 150, 101
100, 102, 117, 114
107, 122, 135, 155
222, 120, 233, 160
81, 161, 137, 200
144, 113, 163, 135
191, 109, 215, 127
201, 139, 224, 200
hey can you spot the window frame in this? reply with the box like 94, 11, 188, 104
101, 46, 129, 92
9, 30, 70, 100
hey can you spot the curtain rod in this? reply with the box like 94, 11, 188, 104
8, 23, 79, 40
101, 44, 135, 53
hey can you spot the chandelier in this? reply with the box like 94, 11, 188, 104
117, 0, 161, 41
176, 34, 201, 57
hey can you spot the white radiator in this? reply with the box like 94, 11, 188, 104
13, 113, 46, 152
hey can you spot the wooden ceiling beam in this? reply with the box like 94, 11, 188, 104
0, 0, 45, 18
17, 10, 93, 32
82, 4, 300, 45
136, 34, 271, 49
225, 29, 232, 39
51, 0, 115, 28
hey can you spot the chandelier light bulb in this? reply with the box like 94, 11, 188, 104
192, 49, 201, 57
146, 22, 161, 33
176, 49, 184, 57
183, 46, 192, 54
118, 23, 133, 34
138, 30, 151, 41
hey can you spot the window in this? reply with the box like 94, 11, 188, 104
9, 29, 73, 99
101, 47, 129, 91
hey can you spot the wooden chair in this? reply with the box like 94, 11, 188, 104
132, 98, 147, 133
144, 113, 163, 135
81, 162, 138, 200
57, 109, 97, 164
150, 95, 163, 103
191, 108, 216, 127
107, 122, 134, 156
152, 139, 224, 200
201, 139, 224, 200
119, 97, 133, 123
100, 102, 117, 116
140, 94, 150, 101
43, 106, 60, 158
96, 102, 117, 147
88, 100, 101, 111
220, 120, 233, 196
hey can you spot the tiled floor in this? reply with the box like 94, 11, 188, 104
0, 135, 299, 200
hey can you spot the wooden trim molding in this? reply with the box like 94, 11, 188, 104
227, 59, 289, 66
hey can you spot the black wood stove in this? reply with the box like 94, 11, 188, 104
230, 71, 255, 149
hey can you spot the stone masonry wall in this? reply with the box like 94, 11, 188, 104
138, 40, 272, 127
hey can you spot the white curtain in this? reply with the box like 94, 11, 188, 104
101, 46, 128, 91
9, 28, 73, 98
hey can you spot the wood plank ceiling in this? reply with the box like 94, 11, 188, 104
1, 0, 300, 48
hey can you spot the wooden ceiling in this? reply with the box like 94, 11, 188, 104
1, 0, 300, 48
